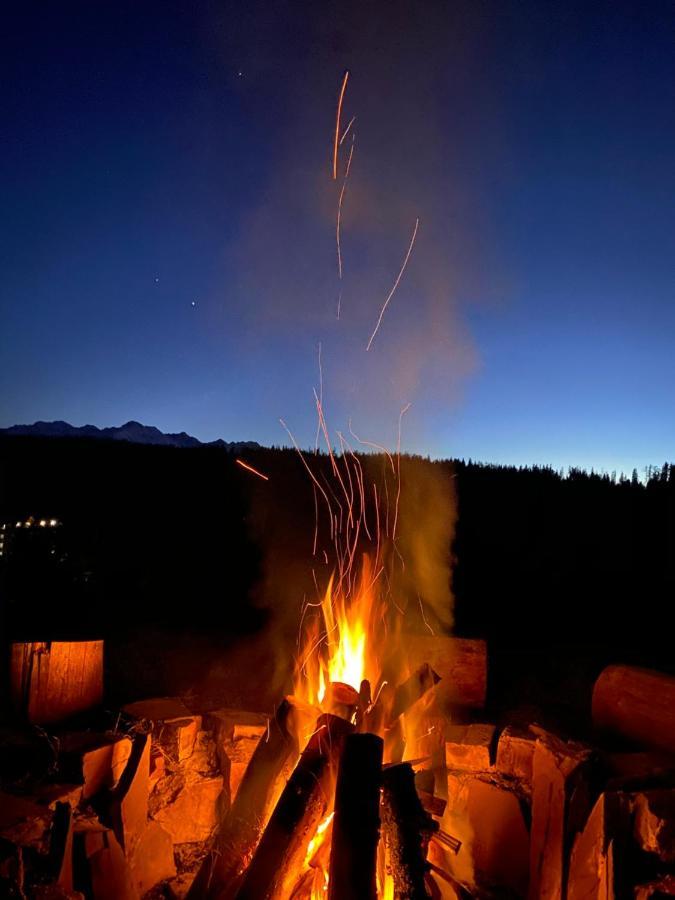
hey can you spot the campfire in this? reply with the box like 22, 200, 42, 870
192, 556, 453, 900
188, 421, 472, 900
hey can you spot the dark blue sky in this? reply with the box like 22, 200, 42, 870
3, 1, 675, 473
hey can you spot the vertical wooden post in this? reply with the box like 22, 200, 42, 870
328, 733, 383, 900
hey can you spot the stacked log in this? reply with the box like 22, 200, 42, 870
404, 636, 487, 710
10, 639, 103, 724
593, 665, 675, 753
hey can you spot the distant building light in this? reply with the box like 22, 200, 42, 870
15, 522, 22, 528
24, 521, 31, 528
1, 524, 5, 530
49, 519, 57, 527
39, 520, 47, 527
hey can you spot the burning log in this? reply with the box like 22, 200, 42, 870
404, 637, 487, 710
10, 639, 103, 724
593, 665, 675, 754
381, 762, 438, 899
235, 713, 353, 900
328, 733, 383, 900
324, 681, 359, 720
189, 698, 298, 900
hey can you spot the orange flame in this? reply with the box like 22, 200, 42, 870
295, 555, 382, 708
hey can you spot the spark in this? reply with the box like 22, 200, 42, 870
279, 418, 334, 539
332, 70, 350, 180
339, 115, 356, 145
314, 342, 323, 454
348, 419, 396, 474
392, 402, 411, 542
235, 458, 269, 481
366, 217, 420, 351
418, 594, 435, 635
336, 136, 355, 281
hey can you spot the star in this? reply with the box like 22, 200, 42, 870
191, 300, 197, 308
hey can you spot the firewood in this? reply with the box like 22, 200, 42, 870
189, 697, 298, 900
58, 732, 132, 800
328, 733, 383, 900
235, 713, 353, 900
445, 724, 495, 773
77, 827, 138, 900
106, 732, 150, 857
381, 762, 438, 900
356, 679, 372, 729
391, 663, 441, 722
431, 830, 461, 854
128, 820, 176, 896
425, 861, 468, 899
324, 681, 359, 720
495, 725, 536, 790
418, 790, 447, 819
46, 801, 73, 891
633, 789, 675, 863
593, 665, 675, 754
444, 771, 529, 896
404, 637, 487, 710
567, 791, 633, 900
10, 640, 103, 725
529, 729, 593, 900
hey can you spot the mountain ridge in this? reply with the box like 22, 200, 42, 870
0, 420, 260, 451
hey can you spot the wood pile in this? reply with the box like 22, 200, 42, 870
5, 648, 675, 899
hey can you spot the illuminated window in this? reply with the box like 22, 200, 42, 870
39, 520, 46, 527
16, 522, 22, 528
49, 519, 57, 527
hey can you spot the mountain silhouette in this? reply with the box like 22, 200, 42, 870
0, 420, 260, 451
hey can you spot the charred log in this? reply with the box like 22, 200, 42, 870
236, 713, 353, 900
328, 733, 383, 900
381, 762, 438, 899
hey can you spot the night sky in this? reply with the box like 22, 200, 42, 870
3, 1, 675, 474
